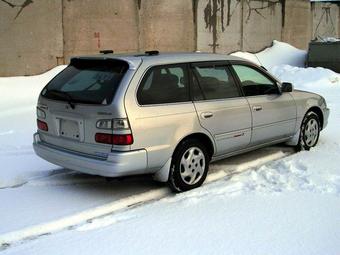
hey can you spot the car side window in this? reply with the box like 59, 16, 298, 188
191, 64, 241, 100
232, 65, 279, 96
137, 64, 190, 105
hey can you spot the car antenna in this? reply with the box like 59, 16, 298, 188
100, 50, 114, 54
145, 50, 159, 56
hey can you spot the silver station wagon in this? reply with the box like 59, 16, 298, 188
33, 51, 329, 192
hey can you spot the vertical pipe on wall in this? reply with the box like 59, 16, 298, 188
311, 1, 315, 40
60, 0, 65, 65
192, 0, 198, 52
240, 0, 244, 51
338, 3, 340, 38
135, 0, 141, 52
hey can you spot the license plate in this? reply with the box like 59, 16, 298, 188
60, 119, 80, 140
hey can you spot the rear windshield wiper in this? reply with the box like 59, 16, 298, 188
47, 89, 76, 109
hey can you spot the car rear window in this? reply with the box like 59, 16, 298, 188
41, 59, 129, 105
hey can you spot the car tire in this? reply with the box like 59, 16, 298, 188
296, 111, 320, 151
168, 139, 210, 192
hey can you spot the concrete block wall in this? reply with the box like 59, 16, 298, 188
0, 0, 339, 76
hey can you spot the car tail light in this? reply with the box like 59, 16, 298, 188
112, 134, 133, 145
96, 118, 130, 130
36, 107, 46, 119
37, 119, 48, 131
112, 119, 130, 129
95, 133, 133, 145
96, 119, 112, 129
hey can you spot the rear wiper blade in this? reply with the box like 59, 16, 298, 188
47, 89, 76, 109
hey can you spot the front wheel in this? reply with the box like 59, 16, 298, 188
168, 139, 209, 192
297, 112, 320, 151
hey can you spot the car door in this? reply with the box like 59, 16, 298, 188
230, 63, 297, 145
191, 62, 252, 156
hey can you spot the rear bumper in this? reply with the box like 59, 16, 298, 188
33, 133, 147, 177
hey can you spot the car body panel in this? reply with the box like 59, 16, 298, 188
193, 98, 252, 155
246, 93, 297, 145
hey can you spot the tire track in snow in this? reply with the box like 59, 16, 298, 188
0, 149, 292, 249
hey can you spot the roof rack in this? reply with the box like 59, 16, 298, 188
99, 50, 114, 54
145, 50, 159, 56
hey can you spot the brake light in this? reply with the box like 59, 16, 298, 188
37, 119, 48, 131
95, 133, 133, 145
113, 134, 133, 145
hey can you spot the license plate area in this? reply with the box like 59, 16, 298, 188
59, 119, 80, 140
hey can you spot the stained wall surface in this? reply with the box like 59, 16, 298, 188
62, 0, 140, 62
241, 0, 282, 52
282, 0, 312, 50
312, 2, 339, 40
0, 0, 339, 76
139, 0, 195, 52
0, 0, 63, 76
197, 0, 243, 53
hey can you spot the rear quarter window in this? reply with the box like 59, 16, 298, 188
137, 64, 190, 105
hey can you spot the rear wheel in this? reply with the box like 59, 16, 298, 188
168, 139, 209, 192
297, 112, 320, 151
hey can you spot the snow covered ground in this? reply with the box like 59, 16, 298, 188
0, 42, 340, 254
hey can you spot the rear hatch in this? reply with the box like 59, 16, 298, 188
37, 58, 132, 159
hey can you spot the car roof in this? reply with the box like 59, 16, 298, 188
71, 52, 246, 69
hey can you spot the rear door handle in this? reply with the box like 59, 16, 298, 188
252, 105, 263, 112
201, 112, 213, 119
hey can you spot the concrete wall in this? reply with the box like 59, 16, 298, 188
0, 0, 63, 76
0, 0, 339, 76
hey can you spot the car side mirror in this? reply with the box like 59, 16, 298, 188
281, 82, 293, 92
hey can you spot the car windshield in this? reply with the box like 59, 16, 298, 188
41, 59, 129, 105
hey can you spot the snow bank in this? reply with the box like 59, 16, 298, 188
0, 66, 66, 113
271, 65, 340, 94
231, 40, 307, 68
